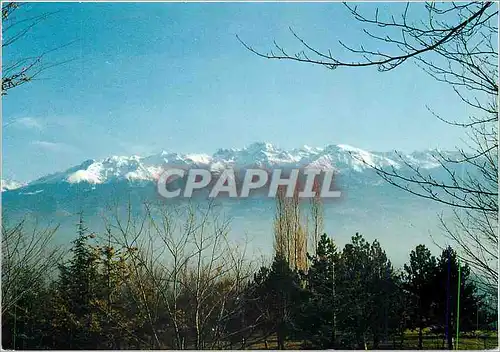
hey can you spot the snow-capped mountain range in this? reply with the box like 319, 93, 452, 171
1, 179, 24, 192
2, 142, 462, 264
4, 142, 457, 190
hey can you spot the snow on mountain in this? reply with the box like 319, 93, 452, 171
213, 142, 301, 167
1, 179, 23, 192
311, 144, 400, 172
24, 142, 460, 188
336, 144, 400, 170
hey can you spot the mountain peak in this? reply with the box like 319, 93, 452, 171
1, 179, 23, 192
336, 143, 363, 152
245, 141, 276, 151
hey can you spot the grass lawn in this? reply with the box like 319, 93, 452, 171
245, 330, 498, 350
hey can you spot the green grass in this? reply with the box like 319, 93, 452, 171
397, 333, 498, 350
245, 331, 499, 350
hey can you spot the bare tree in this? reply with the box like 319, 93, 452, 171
2, 2, 75, 100
274, 186, 308, 272
105, 200, 258, 349
308, 178, 324, 256
239, 2, 498, 296
1, 219, 61, 316
1, 218, 62, 349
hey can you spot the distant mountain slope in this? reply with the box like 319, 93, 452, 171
14, 142, 460, 188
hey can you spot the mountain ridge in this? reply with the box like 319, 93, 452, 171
3, 142, 460, 191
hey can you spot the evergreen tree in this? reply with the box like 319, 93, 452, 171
402, 244, 438, 349
335, 233, 402, 349
52, 213, 100, 349
253, 255, 304, 350
335, 233, 372, 349
366, 240, 399, 348
298, 233, 338, 348
432, 247, 482, 349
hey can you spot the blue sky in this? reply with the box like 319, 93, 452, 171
3, 2, 472, 182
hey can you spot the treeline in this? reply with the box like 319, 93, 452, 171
1, 202, 497, 350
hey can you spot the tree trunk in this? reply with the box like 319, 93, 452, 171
399, 328, 405, 349
373, 334, 380, 349
418, 315, 423, 349
277, 322, 285, 350
447, 323, 453, 350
